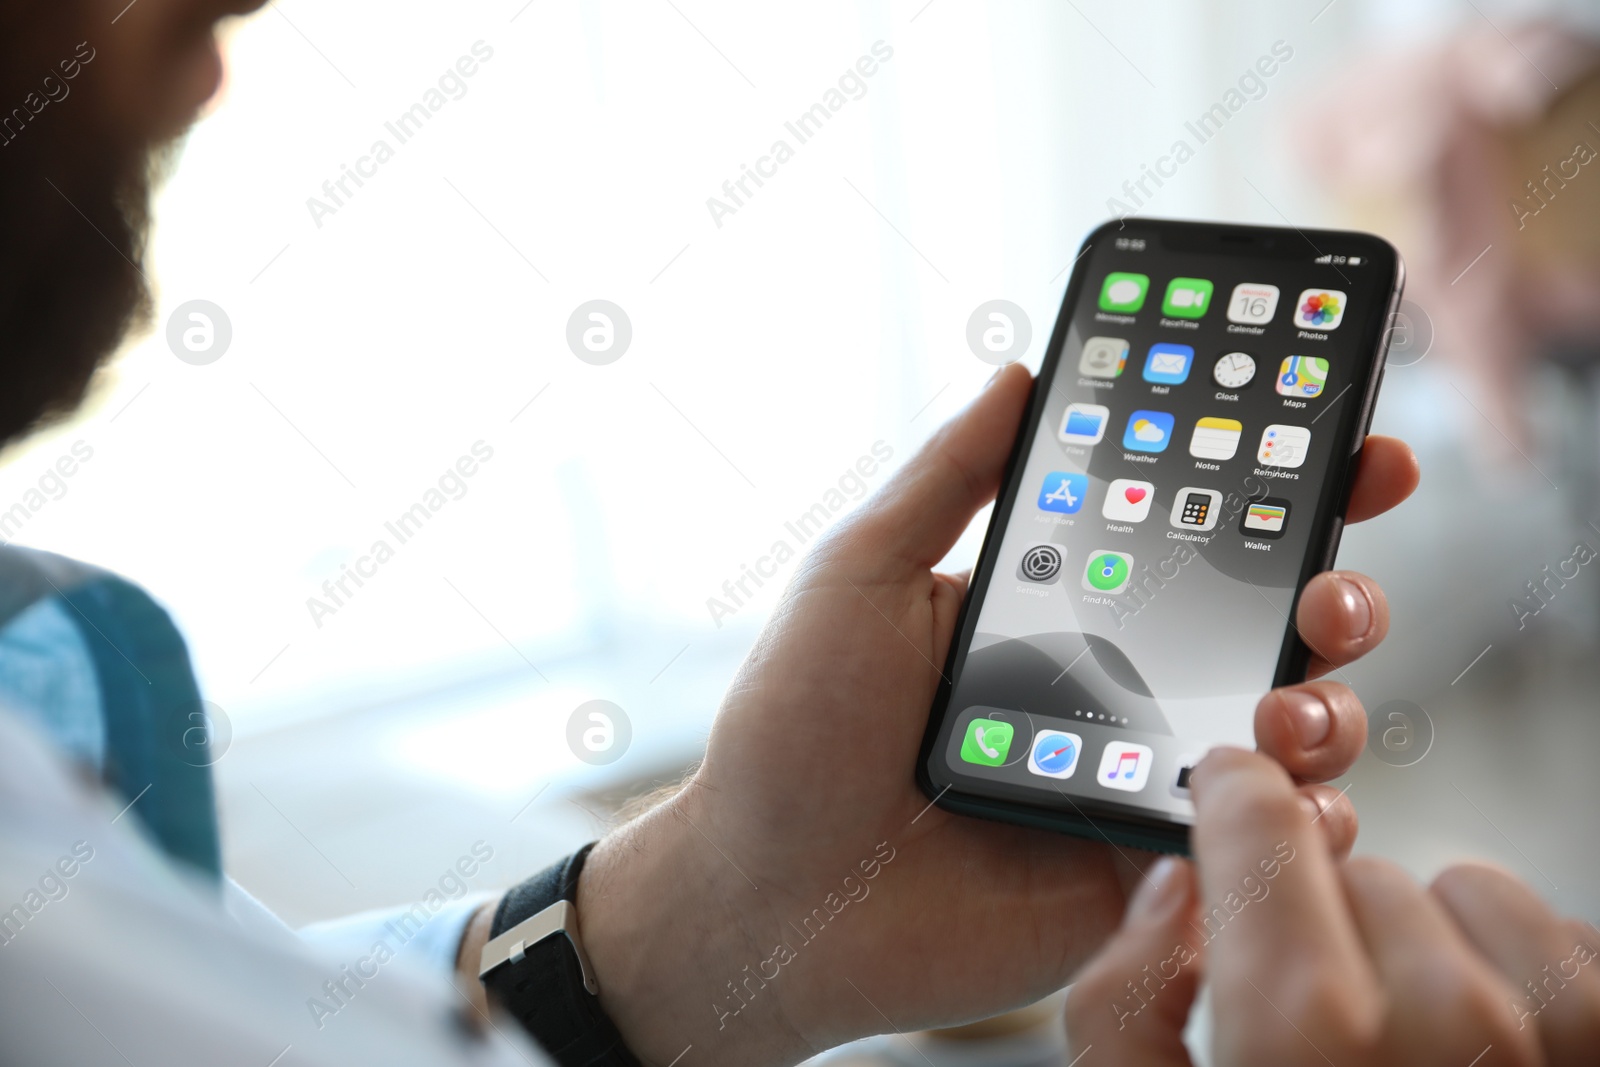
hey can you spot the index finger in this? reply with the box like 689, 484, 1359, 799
1345, 435, 1419, 525
1188, 748, 1381, 1053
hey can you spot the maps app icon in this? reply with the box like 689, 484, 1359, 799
1276, 356, 1328, 398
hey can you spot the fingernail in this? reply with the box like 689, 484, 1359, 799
1336, 575, 1373, 639
1282, 689, 1331, 749
1187, 747, 1248, 795
985, 367, 1005, 388
1126, 857, 1184, 923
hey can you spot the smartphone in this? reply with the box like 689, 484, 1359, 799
917, 217, 1403, 854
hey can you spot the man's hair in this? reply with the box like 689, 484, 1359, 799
0, 4, 156, 449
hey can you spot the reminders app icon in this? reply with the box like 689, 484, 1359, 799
1258, 425, 1311, 468
1059, 403, 1110, 446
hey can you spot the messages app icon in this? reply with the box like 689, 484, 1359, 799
1122, 410, 1175, 453
960, 718, 1014, 767
1099, 273, 1149, 313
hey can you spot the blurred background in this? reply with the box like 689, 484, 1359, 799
4, 0, 1600, 1062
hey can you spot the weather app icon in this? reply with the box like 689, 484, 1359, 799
1122, 410, 1175, 453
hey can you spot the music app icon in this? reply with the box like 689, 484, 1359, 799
1096, 741, 1154, 793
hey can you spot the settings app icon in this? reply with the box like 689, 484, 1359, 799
1017, 544, 1064, 584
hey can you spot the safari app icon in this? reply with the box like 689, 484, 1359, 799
1028, 730, 1084, 779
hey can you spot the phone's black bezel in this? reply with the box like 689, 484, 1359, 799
916, 217, 1405, 856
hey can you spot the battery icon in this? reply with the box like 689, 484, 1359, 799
1347, 256, 1363, 265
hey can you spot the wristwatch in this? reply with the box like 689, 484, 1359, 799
479, 844, 642, 1067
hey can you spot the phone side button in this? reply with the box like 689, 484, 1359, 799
1324, 516, 1345, 570
1351, 354, 1388, 453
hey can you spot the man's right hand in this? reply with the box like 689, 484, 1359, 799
1065, 748, 1600, 1067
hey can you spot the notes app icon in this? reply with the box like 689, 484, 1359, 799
1096, 741, 1154, 793
1189, 417, 1243, 460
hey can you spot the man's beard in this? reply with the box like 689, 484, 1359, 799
0, 37, 164, 449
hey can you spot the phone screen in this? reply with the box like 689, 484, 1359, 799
922, 220, 1401, 848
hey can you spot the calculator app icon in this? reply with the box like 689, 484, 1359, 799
1169, 487, 1222, 532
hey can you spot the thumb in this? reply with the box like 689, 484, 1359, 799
1063, 857, 1201, 1067
850, 363, 1032, 567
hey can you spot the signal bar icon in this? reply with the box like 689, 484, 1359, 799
1313, 253, 1333, 264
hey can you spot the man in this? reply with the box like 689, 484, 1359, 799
3, 3, 1532, 1066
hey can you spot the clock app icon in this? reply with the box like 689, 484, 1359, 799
1213, 352, 1256, 389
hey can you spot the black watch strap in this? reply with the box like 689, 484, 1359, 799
481, 844, 642, 1067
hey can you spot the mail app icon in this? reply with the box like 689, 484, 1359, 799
1142, 343, 1193, 385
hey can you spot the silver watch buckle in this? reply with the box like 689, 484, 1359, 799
478, 899, 599, 994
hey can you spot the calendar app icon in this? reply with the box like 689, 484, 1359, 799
1227, 283, 1280, 325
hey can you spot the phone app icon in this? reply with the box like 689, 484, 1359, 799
1099, 273, 1149, 313
1161, 277, 1214, 319
1293, 288, 1347, 330
1079, 336, 1129, 379
1241, 497, 1291, 538
1097, 741, 1154, 792
1082, 550, 1133, 594
1228, 282, 1280, 325
1276, 356, 1329, 398
1102, 478, 1155, 523
1122, 410, 1175, 453
960, 718, 1014, 767
1142, 343, 1194, 385
1028, 730, 1084, 779
1189, 416, 1243, 460
1170, 487, 1223, 531
1213, 352, 1257, 390
1017, 544, 1064, 584
1059, 403, 1110, 446
1258, 424, 1311, 468
1038, 472, 1087, 514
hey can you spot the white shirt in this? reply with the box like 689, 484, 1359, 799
0, 706, 549, 1066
